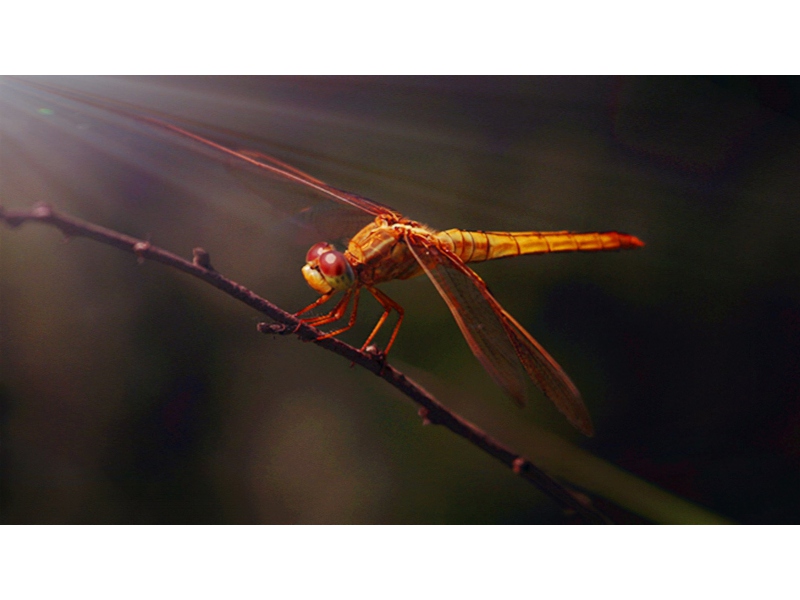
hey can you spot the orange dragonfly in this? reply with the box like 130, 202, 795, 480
23, 81, 644, 436
169, 130, 641, 438
125, 116, 642, 437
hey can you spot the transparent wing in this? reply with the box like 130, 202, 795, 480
229, 148, 393, 244
11, 77, 399, 244
406, 235, 594, 436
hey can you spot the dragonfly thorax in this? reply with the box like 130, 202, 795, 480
344, 217, 433, 285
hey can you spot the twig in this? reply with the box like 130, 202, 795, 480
1, 203, 612, 524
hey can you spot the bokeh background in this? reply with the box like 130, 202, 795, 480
1, 76, 799, 524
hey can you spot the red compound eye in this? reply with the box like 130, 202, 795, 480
306, 242, 332, 263
318, 249, 348, 277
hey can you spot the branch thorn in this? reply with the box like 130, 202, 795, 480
192, 247, 214, 270
418, 407, 432, 426
257, 322, 295, 336
133, 241, 151, 264
31, 203, 53, 218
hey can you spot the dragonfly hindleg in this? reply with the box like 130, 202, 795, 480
362, 286, 404, 354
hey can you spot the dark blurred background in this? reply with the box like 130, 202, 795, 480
1, 76, 799, 524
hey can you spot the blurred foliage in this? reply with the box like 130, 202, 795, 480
1, 76, 799, 523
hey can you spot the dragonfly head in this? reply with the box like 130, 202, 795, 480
302, 242, 355, 295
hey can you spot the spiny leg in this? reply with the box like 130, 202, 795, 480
293, 288, 359, 343
362, 286, 404, 354
293, 289, 350, 341
295, 292, 335, 318
315, 287, 363, 340
302, 288, 354, 327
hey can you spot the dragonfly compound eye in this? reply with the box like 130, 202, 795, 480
318, 249, 354, 291
306, 242, 333, 264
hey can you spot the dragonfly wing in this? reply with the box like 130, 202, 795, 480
128, 122, 398, 244
406, 236, 594, 436
228, 150, 383, 244
232, 148, 400, 219
12, 78, 397, 244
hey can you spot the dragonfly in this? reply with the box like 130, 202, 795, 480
20, 80, 644, 436
174, 126, 643, 437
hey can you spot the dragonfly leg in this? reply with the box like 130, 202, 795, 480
362, 286, 404, 354
315, 287, 363, 340
295, 292, 335, 318
302, 288, 354, 327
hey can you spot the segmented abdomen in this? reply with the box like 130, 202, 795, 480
436, 229, 644, 263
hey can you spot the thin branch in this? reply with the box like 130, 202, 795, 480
1, 203, 612, 524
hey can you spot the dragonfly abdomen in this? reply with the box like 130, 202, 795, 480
438, 229, 644, 263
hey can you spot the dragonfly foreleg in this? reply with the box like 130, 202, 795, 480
362, 286, 404, 354
295, 291, 336, 318
309, 287, 361, 340
301, 287, 355, 328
